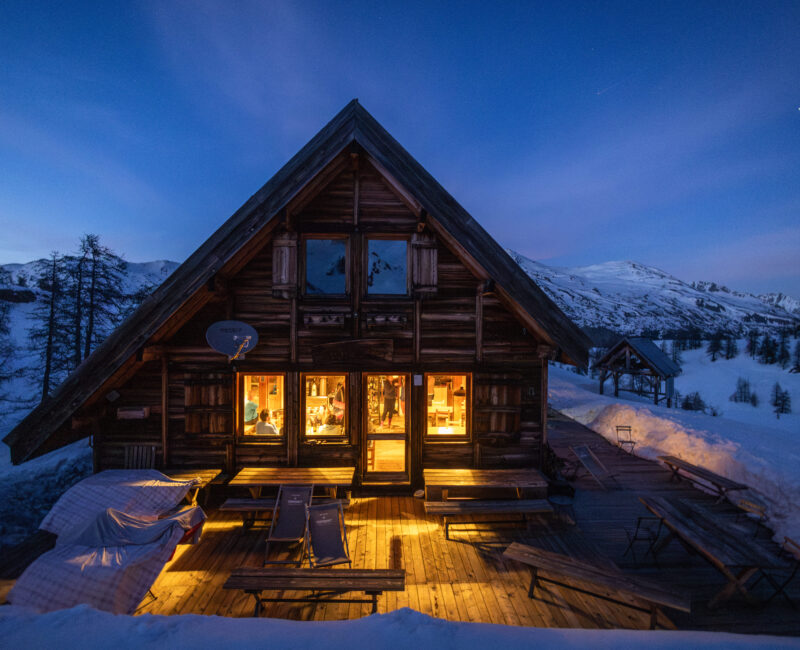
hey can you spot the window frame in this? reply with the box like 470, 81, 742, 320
301, 372, 350, 444
302, 235, 350, 298
363, 235, 410, 298
236, 373, 287, 443
423, 372, 472, 443
362, 372, 410, 477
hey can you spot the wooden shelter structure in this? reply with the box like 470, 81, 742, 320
3, 100, 590, 489
596, 337, 681, 407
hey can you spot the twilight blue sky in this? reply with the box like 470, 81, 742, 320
1, 1, 798, 295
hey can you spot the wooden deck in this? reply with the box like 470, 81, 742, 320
135, 413, 799, 634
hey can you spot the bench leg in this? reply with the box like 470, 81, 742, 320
246, 590, 263, 617
528, 568, 539, 598
649, 605, 658, 630
444, 517, 450, 541
366, 591, 381, 614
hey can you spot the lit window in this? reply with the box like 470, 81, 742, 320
241, 375, 284, 437
304, 374, 347, 437
306, 239, 347, 295
367, 239, 407, 294
426, 374, 469, 438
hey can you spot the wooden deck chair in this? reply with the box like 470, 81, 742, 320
615, 426, 636, 455
264, 485, 314, 566
305, 501, 352, 569
124, 444, 156, 469
569, 445, 615, 489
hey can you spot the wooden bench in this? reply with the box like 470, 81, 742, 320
658, 456, 747, 503
425, 499, 553, 539
220, 497, 351, 530
224, 567, 406, 615
219, 498, 277, 529
503, 542, 690, 629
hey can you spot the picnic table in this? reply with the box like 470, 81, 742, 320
658, 456, 747, 503
503, 542, 690, 629
229, 467, 356, 499
422, 468, 548, 501
163, 468, 222, 505
640, 496, 787, 608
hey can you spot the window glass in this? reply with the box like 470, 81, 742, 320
366, 374, 407, 434
306, 239, 347, 294
304, 374, 347, 437
367, 239, 407, 294
242, 375, 284, 436
426, 374, 469, 437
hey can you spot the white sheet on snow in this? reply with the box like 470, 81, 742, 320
39, 469, 199, 536
9, 506, 206, 615
1, 606, 798, 649
548, 365, 800, 542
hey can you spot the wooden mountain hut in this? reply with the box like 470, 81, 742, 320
3, 100, 590, 490
595, 337, 681, 407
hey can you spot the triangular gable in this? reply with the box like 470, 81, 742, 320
596, 337, 681, 378
4, 99, 590, 463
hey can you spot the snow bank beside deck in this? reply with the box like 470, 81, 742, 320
548, 366, 800, 542
2, 605, 798, 649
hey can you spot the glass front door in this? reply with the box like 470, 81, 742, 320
364, 373, 408, 480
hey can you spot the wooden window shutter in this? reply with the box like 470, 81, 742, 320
411, 232, 437, 295
272, 232, 298, 298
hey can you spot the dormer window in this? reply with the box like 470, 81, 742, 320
366, 238, 408, 295
305, 237, 348, 295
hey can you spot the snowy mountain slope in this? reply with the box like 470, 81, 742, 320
509, 252, 799, 336
1, 258, 178, 298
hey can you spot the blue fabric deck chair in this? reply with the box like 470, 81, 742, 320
264, 484, 314, 566
305, 501, 352, 569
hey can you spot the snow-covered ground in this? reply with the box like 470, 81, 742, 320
2, 605, 799, 649
550, 363, 800, 542
673, 344, 799, 433
0, 438, 92, 551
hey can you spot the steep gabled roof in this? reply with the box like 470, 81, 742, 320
4, 99, 590, 463
596, 337, 682, 378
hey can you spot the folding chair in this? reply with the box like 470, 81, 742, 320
622, 516, 662, 567
615, 426, 636, 455
264, 485, 314, 566
305, 501, 352, 569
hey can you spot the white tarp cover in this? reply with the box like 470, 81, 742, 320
9, 506, 205, 615
39, 469, 199, 536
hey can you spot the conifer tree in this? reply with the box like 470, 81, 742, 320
706, 331, 723, 362
777, 331, 790, 369
746, 330, 760, 358
792, 340, 800, 373
80, 235, 126, 359
723, 336, 738, 360
759, 334, 777, 364
27, 252, 71, 401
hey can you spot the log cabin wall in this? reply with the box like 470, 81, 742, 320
92, 156, 549, 487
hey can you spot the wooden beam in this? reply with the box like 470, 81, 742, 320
475, 285, 483, 363
161, 355, 169, 467
363, 152, 423, 216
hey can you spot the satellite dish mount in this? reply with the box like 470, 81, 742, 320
206, 321, 259, 362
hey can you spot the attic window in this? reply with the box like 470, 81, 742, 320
305, 238, 347, 295
367, 239, 407, 295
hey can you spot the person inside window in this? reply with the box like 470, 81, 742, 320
256, 409, 279, 435
244, 389, 259, 426
318, 413, 341, 435
381, 376, 399, 428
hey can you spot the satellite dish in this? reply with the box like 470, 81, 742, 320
205, 320, 259, 361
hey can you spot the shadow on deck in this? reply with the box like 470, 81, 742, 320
138, 413, 799, 635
